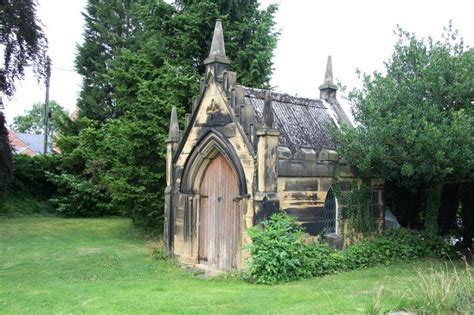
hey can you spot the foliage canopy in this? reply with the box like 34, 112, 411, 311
334, 23, 474, 234
337, 24, 473, 187
0, 0, 48, 97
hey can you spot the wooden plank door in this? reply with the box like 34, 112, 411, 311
199, 154, 240, 269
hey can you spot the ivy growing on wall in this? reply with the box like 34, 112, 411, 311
332, 177, 376, 236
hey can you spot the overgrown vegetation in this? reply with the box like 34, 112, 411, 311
403, 263, 473, 314
343, 228, 449, 270
1, 154, 59, 217
1, 195, 54, 217
8, 154, 59, 199
246, 213, 343, 284
333, 178, 376, 235
368, 262, 474, 314
334, 23, 474, 241
246, 213, 450, 284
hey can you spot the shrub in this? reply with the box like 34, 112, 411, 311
0, 195, 54, 217
8, 154, 61, 199
48, 173, 115, 217
247, 213, 346, 283
246, 213, 310, 284
2, 154, 59, 217
304, 241, 345, 277
246, 213, 451, 284
343, 228, 450, 269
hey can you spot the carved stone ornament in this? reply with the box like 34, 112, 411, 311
206, 98, 220, 114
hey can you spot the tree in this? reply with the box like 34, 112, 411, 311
11, 101, 68, 139
0, 110, 12, 203
74, 0, 142, 121
58, 0, 279, 232
0, 0, 48, 97
171, 0, 278, 88
75, 0, 279, 122
334, 24, 474, 235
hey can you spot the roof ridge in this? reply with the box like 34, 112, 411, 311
243, 87, 326, 108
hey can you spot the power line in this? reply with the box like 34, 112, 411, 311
52, 66, 77, 73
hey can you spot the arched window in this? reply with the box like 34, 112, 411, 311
323, 188, 337, 234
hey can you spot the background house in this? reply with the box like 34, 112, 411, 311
8, 130, 53, 155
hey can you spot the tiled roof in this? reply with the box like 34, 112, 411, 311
16, 133, 50, 154
243, 88, 338, 154
9, 131, 52, 155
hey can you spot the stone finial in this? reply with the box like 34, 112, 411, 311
168, 106, 180, 142
319, 55, 338, 91
204, 19, 230, 65
263, 90, 274, 127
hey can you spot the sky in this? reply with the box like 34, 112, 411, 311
3, 0, 474, 124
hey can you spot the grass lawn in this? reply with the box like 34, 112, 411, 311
0, 217, 465, 314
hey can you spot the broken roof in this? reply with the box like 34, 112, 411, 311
244, 88, 338, 154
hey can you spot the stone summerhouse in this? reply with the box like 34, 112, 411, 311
164, 20, 384, 271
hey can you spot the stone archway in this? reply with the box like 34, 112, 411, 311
179, 130, 248, 270
180, 130, 248, 196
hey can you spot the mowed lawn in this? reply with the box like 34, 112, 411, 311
0, 217, 454, 314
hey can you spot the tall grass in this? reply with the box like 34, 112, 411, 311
368, 259, 473, 314
366, 285, 384, 315
406, 261, 473, 314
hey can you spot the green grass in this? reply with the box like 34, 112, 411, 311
0, 217, 468, 314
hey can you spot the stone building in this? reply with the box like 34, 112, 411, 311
164, 20, 384, 270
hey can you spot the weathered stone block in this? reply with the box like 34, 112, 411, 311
294, 146, 317, 161
277, 146, 292, 160
318, 148, 339, 161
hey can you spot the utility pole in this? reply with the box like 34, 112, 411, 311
43, 57, 51, 154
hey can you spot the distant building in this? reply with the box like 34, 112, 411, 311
8, 130, 53, 156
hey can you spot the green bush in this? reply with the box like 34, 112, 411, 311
8, 154, 61, 199
48, 173, 115, 217
246, 213, 450, 284
246, 213, 345, 284
304, 241, 345, 277
0, 195, 54, 217
246, 213, 309, 284
2, 154, 60, 217
343, 229, 450, 269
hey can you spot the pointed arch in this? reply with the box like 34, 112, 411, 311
180, 130, 248, 196
323, 187, 339, 234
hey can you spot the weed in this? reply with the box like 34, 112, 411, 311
402, 260, 473, 314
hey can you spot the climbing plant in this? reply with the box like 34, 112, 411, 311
333, 178, 375, 236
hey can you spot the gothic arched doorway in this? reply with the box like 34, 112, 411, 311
198, 153, 241, 269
